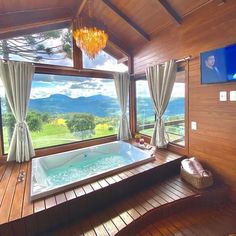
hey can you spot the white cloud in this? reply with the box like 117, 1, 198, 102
30, 78, 117, 99
95, 58, 128, 72
136, 80, 185, 98
171, 83, 185, 98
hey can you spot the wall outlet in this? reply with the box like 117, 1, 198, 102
191, 121, 197, 130
219, 91, 227, 101
230, 91, 236, 101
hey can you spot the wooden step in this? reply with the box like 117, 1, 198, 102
46, 175, 228, 236
137, 201, 236, 236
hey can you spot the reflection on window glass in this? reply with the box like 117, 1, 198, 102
83, 51, 128, 72
136, 71, 185, 146
0, 74, 120, 153
0, 28, 73, 67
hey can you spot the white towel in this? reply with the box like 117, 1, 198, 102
181, 159, 199, 176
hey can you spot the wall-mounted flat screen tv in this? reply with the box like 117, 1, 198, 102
200, 44, 236, 84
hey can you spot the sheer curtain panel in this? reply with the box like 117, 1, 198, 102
146, 60, 176, 148
0, 61, 35, 162
114, 72, 132, 140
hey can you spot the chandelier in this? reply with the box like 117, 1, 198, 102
73, 23, 108, 60
73, 0, 108, 59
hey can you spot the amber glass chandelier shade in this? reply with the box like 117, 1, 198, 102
73, 26, 108, 59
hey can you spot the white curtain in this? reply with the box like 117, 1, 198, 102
0, 61, 35, 162
114, 72, 132, 140
146, 60, 176, 148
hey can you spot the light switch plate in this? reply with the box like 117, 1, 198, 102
219, 91, 227, 101
230, 91, 236, 101
191, 121, 197, 130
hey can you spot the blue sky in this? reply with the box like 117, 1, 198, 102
31, 74, 117, 99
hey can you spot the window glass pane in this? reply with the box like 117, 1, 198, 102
0, 74, 121, 152
136, 71, 185, 146
83, 51, 128, 72
0, 28, 73, 67
136, 80, 155, 136
164, 80, 185, 146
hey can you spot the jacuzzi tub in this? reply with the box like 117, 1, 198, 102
31, 141, 154, 201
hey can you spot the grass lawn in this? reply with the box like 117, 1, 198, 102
31, 124, 78, 148
3, 123, 117, 153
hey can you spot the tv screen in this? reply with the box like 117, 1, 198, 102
200, 44, 236, 84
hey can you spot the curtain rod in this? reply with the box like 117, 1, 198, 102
130, 55, 192, 77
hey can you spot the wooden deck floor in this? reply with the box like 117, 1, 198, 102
46, 175, 227, 236
0, 148, 184, 235
138, 201, 236, 236
48, 175, 201, 236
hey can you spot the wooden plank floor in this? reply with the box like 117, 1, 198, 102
0, 148, 183, 227
138, 201, 236, 236
48, 175, 202, 236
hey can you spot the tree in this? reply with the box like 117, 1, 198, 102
2, 112, 15, 144
66, 113, 96, 139
0, 29, 72, 61
26, 111, 43, 132
41, 113, 50, 123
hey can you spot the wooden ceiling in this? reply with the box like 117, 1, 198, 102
0, 0, 221, 60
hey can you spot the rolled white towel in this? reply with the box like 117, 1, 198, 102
181, 159, 199, 176
189, 157, 204, 174
189, 157, 209, 177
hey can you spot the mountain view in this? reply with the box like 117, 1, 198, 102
29, 94, 120, 117
29, 94, 184, 118
2, 93, 185, 152
136, 96, 184, 118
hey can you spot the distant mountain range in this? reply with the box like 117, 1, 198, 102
136, 96, 184, 118
29, 94, 120, 117
28, 94, 184, 118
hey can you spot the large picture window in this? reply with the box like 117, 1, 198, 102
136, 70, 186, 146
0, 28, 73, 67
0, 74, 120, 153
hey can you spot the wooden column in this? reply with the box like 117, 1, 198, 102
72, 20, 83, 69
128, 55, 136, 136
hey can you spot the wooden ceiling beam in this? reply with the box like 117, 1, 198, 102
0, 7, 72, 29
117, 57, 128, 64
215, 0, 226, 6
0, 7, 72, 16
101, 0, 150, 41
158, 0, 182, 25
0, 17, 72, 40
75, 0, 89, 18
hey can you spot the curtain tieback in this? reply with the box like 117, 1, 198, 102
15, 121, 28, 141
15, 121, 27, 128
121, 113, 127, 120
156, 116, 164, 126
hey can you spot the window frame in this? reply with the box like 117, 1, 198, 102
132, 63, 189, 155
0, 66, 119, 158
0, 25, 132, 160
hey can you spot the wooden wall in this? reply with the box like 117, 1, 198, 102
133, 0, 236, 201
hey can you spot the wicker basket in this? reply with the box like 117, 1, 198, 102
180, 165, 214, 189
